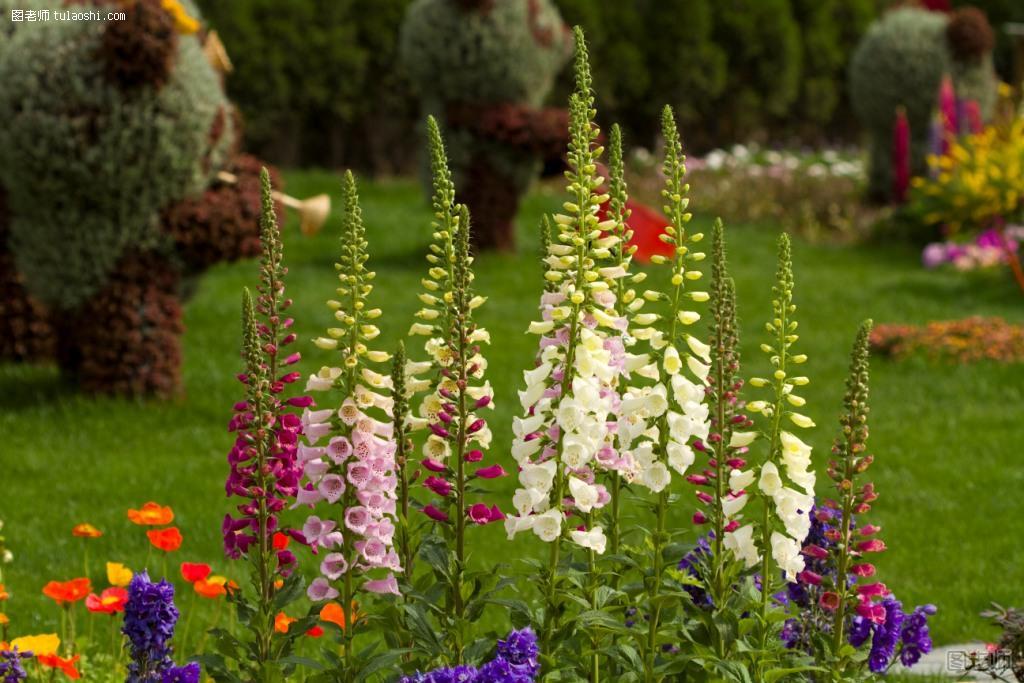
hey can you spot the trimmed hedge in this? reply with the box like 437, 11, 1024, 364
201, 0, 882, 168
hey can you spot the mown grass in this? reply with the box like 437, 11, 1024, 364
1, 171, 1022, 668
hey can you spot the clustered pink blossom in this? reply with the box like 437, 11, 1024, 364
297, 400, 403, 598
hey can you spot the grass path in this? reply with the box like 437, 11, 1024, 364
1, 172, 1021, 652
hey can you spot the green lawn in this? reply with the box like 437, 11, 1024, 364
1, 171, 1022, 660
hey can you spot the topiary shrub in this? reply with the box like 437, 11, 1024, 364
0, 0, 281, 397
849, 6, 998, 202
0, 188, 55, 363
400, 0, 572, 250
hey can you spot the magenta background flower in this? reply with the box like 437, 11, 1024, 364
424, 504, 450, 523
224, 257, 308, 572
424, 476, 452, 497
474, 465, 507, 479
467, 503, 504, 525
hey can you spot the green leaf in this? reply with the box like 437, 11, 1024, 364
272, 573, 306, 610
278, 655, 327, 671
763, 666, 827, 682
355, 649, 411, 682
576, 609, 625, 631
402, 603, 444, 655
419, 536, 451, 579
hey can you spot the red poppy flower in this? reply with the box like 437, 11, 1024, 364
305, 625, 324, 638
71, 523, 102, 538
147, 527, 183, 552
85, 587, 129, 615
37, 653, 81, 679
128, 502, 174, 526
42, 578, 91, 606
272, 532, 290, 550
180, 562, 211, 583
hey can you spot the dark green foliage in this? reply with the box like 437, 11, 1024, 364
0, 5, 233, 309
792, 0, 875, 131
709, 0, 802, 140
553, 0, 875, 151
196, 0, 415, 171
554, 0, 726, 149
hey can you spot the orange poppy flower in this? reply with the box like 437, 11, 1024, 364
146, 527, 183, 552
42, 578, 91, 606
0, 584, 9, 601
85, 587, 129, 615
274, 612, 296, 634
127, 502, 174, 526
37, 652, 81, 679
273, 579, 284, 590
180, 562, 211, 583
0, 613, 8, 626
319, 601, 360, 631
194, 576, 227, 599
71, 523, 102, 538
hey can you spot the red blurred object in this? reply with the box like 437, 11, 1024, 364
921, 0, 951, 12
892, 107, 911, 204
598, 198, 673, 262
963, 100, 983, 134
938, 76, 958, 154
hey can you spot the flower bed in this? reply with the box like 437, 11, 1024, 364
0, 28, 934, 683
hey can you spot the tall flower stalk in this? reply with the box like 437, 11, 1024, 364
745, 235, 816, 638
390, 341, 418, 581
634, 105, 711, 679
505, 29, 640, 675
408, 117, 502, 664
825, 321, 887, 657
603, 122, 635, 564
299, 171, 402, 678
689, 221, 754, 612
222, 168, 306, 672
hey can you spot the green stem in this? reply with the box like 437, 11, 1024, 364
586, 512, 600, 683
831, 443, 858, 656
644, 491, 668, 682
609, 476, 621, 568
540, 501, 563, 657
343, 573, 354, 680
758, 306, 789, 660
66, 606, 76, 656
711, 335, 728, 610
451, 312, 469, 664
